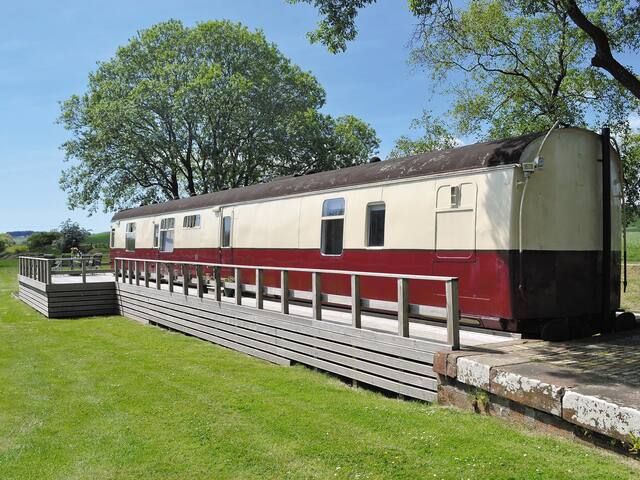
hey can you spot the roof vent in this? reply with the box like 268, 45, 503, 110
369, 156, 381, 163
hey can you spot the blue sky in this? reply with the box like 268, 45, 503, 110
0, 1, 636, 233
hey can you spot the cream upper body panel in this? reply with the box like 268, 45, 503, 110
110, 128, 620, 254
517, 128, 622, 252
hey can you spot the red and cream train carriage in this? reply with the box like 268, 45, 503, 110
110, 127, 623, 336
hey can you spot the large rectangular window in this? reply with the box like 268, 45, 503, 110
367, 203, 385, 247
222, 216, 232, 247
321, 198, 344, 255
125, 223, 136, 252
159, 218, 175, 252
183, 214, 201, 228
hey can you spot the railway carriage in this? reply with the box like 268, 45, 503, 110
110, 127, 623, 337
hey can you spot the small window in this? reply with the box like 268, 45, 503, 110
321, 198, 345, 255
159, 217, 175, 253
153, 224, 159, 248
222, 216, 232, 247
183, 214, 201, 229
367, 203, 385, 247
450, 186, 460, 208
125, 222, 136, 251
110, 228, 115, 248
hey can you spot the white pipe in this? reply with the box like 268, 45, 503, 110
518, 121, 559, 294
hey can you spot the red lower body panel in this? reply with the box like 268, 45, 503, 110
110, 247, 618, 333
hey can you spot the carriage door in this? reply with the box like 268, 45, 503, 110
435, 182, 477, 261
219, 208, 234, 263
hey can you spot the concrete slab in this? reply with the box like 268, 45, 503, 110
562, 384, 640, 441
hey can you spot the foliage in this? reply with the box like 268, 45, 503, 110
53, 220, 90, 253
0, 233, 15, 253
620, 129, 640, 226
0, 259, 638, 479
629, 432, 640, 454
59, 20, 379, 213
409, 0, 637, 139
290, 0, 640, 102
388, 111, 459, 158
26, 232, 61, 252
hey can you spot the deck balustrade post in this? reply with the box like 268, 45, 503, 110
351, 274, 361, 328
36, 260, 41, 282
155, 262, 161, 290
128, 260, 133, 284
121, 259, 126, 283
46, 259, 53, 285
255, 268, 264, 309
114, 259, 120, 282
183, 264, 190, 297
281, 270, 289, 314
82, 259, 87, 283
397, 278, 409, 337
312, 272, 322, 320
168, 264, 174, 293
446, 279, 460, 350
197, 265, 204, 298
134, 261, 140, 286
214, 267, 222, 301
144, 261, 150, 288
234, 268, 242, 305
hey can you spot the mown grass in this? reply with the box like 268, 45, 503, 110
0, 259, 637, 479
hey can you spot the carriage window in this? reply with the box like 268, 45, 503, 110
222, 216, 232, 247
183, 214, 201, 229
450, 186, 460, 208
125, 223, 136, 252
153, 224, 159, 248
367, 203, 385, 247
110, 228, 115, 248
159, 218, 175, 253
321, 198, 345, 255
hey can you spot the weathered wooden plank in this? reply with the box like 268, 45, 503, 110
117, 289, 436, 377
115, 282, 447, 355
115, 285, 439, 361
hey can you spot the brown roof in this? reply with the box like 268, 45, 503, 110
111, 131, 541, 221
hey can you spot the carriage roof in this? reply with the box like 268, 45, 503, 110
111, 131, 543, 221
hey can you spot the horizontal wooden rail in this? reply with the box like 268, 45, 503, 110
18, 256, 113, 286
112, 256, 461, 350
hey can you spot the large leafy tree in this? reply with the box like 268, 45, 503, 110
388, 111, 459, 158
290, 0, 640, 102
59, 20, 379, 213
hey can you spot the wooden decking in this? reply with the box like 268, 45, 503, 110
17, 257, 514, 402
18, 274, 117, 318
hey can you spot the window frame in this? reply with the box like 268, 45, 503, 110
159, 217, 175, 253
320, 197, 345, 256
365, 202, 385, 248
125, 222, 136, 252
182, 214, 201, 229
221, 215, 232, 248
110, 228, 115, 248
153, 224, 160, 249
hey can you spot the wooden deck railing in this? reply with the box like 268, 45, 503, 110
113, 257, 461, 349
19, 256, 114, 284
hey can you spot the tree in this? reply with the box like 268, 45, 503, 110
54, 220, 90, 253
59, 20, 379, 213
289, 1, 640, 103
388, 112, 459, 158
0, 234, 14, 253
619, 127, 640, 225
27, 232, 61, 252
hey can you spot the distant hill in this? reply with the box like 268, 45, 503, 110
7, 231, 34, 238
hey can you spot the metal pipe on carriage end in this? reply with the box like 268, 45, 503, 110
518, 121, 559, 296
601, 126, 613, 333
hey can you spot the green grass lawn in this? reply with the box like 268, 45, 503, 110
0, 259, 637, 479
